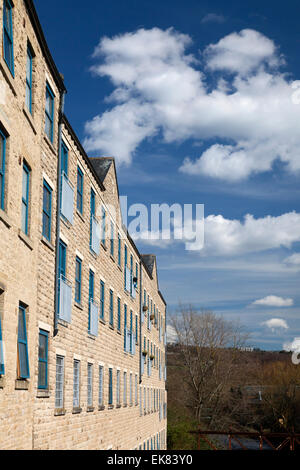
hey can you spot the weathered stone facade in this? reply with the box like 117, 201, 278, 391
0, 0, 167, 450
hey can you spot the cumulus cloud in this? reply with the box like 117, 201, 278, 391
84, 27, 300, 181
205, 29, 282, 75
262, 318, 289, 331
283, 337, 300, 351
131, 210, 300, 256
253, 295, 294, 307
284, 253, 300, 266
202, 211, 300, 255
201, 13, 226, 24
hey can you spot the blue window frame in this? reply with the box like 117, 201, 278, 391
88, 270, 94, 331
17, 304, 30, 379
75, 257, 82, 304
100, 280, 105, 320
59, 239, 67, 279
124, 304, 127, 350
124, 245, 127, 288
101, 206, 106, 245
0, 130, 6, 211
3, 0, 14, 75
0, 315, 4, 375
108, 368, 113, 405
118, 233, 121, 267
58, 239, 67, 316
45, 82, 54, 142
61, 141, 68, 177
117, 297, 121, 332
21, 162, 30, 235
130, 255, 133, 295
42, 179, 52, 241
135, 315, 138, 344
89, 188, 96, 251
77, 166, 83, 214
109, 289, 114, 327
38, 329, 48, 389
25, 45, 33, 113
110, 221, 114, 257
90, 188, 95, 216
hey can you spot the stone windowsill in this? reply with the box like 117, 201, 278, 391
87, 333, 96, 340
15, 379, 29, 390
72, 407, 82, 414
109, 324, 114, 331
87, 406, 95, 413
89, 249, 98, 260
0, 56, 16, 96
60, 214, 71, 230
23, 106, 37, 135
116, 404, 121, 409
108, 405, 114, 410
44, 134, 57, 156
18, 229, 34, 250
0, 377, 5, 388
54, 408, 66, 416
58, 319, 69, 328
123, 404, 127, 408
41, 236, 55, 251
98, 405, 105, 411
117, 265, 122, 273
75, 302, 83, 311
36, 389, 50, 398
101, 242, 107, 251
100, 318, 106, 326
117, 329, 122, 336
76, 209, 85, 223
110, 255, 115, 263
0, 208, 12, 228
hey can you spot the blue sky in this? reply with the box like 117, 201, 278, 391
35, 0, 300, 350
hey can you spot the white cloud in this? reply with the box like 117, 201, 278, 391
283, 337, 300, 351
262, 318, 289, 331
131, 210, 300, 257
203, 211, 300, 255
205, 29, 282, 75
201, 13, 226, 24
284, 253, 300, 266
84, 27, 300, 181
253, 295, 294, 307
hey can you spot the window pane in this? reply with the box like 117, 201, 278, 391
38, 334, 47, 360
38, 361, 47, 388
21, 201, 27, 233
45, 115, 51, 140
18, 310, 26, 341
22, 168, 28, 200
19, 342, 28, 377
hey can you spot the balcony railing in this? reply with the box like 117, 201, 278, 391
90, 214, 100, 255
89, 299, 99, 337
61, 173, 74, 224
59, 275, 72, 323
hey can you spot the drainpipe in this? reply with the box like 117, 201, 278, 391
139, 260, 142, 384
54, 89, 66, 337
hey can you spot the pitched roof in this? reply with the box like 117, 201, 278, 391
141, 254, 156, 277
90, 157, 114, 183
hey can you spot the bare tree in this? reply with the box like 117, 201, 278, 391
171, 304, 250, 429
